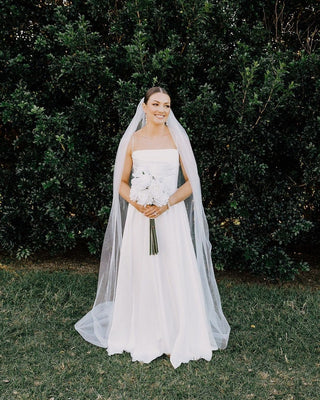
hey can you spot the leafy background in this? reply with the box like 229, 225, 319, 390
1, 0, 319, 279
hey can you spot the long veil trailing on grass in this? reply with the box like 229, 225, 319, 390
75, 99, 230, 349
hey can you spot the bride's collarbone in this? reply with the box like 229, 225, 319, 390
136, 132, 170, 141
134, 131, 175, 150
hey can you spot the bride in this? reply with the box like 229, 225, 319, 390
75, 87, 230, 369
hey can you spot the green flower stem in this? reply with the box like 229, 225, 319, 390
149, 219, 159, 255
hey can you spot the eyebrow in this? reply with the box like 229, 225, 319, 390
152, 99, 170, 105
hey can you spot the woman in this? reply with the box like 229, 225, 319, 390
75, 87, 230, 369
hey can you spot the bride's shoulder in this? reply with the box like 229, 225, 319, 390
127, 130, 143, 155
131, 130, 144, 145
134, 128, 145, 137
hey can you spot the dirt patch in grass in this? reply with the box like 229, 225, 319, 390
0, 247, 99, 274
215, 250, 320, 290
1, 247, 319, 289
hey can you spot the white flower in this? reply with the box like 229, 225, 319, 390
149, 179, 169, 206
131, 168, 152, 190
136, 188, 153, 205
130, 169, 169, 207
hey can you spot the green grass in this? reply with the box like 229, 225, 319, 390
0, 269, 319, 400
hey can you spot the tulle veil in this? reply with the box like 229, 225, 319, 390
75, 98, 230, 349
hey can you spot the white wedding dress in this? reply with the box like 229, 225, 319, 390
106, 148, 217, 368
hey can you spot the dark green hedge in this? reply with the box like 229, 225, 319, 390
1, 0, 319, 279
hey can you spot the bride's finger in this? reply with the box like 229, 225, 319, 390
144, 209, 157, 217
144, 207, 159, 217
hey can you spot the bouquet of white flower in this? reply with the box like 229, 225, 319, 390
130, 168, 169, 255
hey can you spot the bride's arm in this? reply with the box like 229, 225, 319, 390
118, 141, 148, 214
168, 157, 192, 206
118, 143, 132, 203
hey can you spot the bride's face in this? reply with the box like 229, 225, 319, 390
143, 93, 171, 125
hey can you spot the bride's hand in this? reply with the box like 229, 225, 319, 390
143, 205, 168, 219
131, 202, 148, 214
131, 202, 168, 218
131, 203, 156, 216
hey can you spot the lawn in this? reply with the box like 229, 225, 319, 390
0, 256, 319, 400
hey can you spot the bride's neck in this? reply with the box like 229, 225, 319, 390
143, 123, 167, 137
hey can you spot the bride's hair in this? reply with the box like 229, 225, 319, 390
144, 86, 170, 104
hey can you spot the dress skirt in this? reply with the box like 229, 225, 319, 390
107, 201, 217, 369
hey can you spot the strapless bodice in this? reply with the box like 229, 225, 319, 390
132, 149, 179, 194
